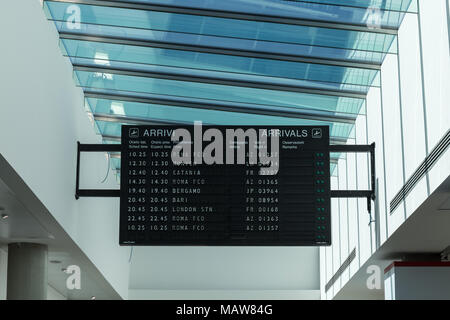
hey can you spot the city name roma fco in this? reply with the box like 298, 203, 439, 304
143, 122, 309, 175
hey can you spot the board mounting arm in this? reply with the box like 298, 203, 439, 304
329, 143, 376, 213
75, 141, 376, 213
75, 142, 121, 199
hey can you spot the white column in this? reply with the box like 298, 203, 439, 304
7, 243, 48, 300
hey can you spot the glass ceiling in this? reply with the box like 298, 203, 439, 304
42, 0, 414, 173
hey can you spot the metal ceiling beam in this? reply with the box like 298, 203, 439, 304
84, 91, 357, 124
59, 32, 382, 71
328, 137, 348, 145
46, 0, 398, 35
96, 114, 350, 145
280, 0, 412, 13
102, 135, 122, 143
74, 64, 367, 99
94, 114, 207, 126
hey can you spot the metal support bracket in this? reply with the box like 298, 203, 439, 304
75, 142, 376, 213
75, 142, 121, 199
329, 143, 376, 213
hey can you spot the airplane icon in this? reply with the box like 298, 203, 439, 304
312, 128, 322, 139
129, 128, 139, 138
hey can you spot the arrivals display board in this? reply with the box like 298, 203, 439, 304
120, 125, 330, 246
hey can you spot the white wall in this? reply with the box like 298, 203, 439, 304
379, 0, 450, 238
0, 246, 7, 300
420, 0, 450, 195
386, 265, 450, 300
355, 114, 371, 266
47, 285, 67, 300
0, 0, 129, 298
379, 53, 406, 235
129, 246, 319, 293
346, 136, 359, 279
129, 289, 321, 300
396, 13, 429, 220
338, 159, 349, 287
320, 0, 450, 299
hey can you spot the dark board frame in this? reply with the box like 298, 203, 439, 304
119, 125, 331, 246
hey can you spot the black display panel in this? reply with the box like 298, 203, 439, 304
120, 125, 330, 246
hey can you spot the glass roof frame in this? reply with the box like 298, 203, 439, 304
45, 1, 402, 56
83, 90, 358, 124
46, 0, 412, 32
42, 0, 415, 174
58, 29, 386, 70
72, 62, 368, 99
60, 38, 383, 86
